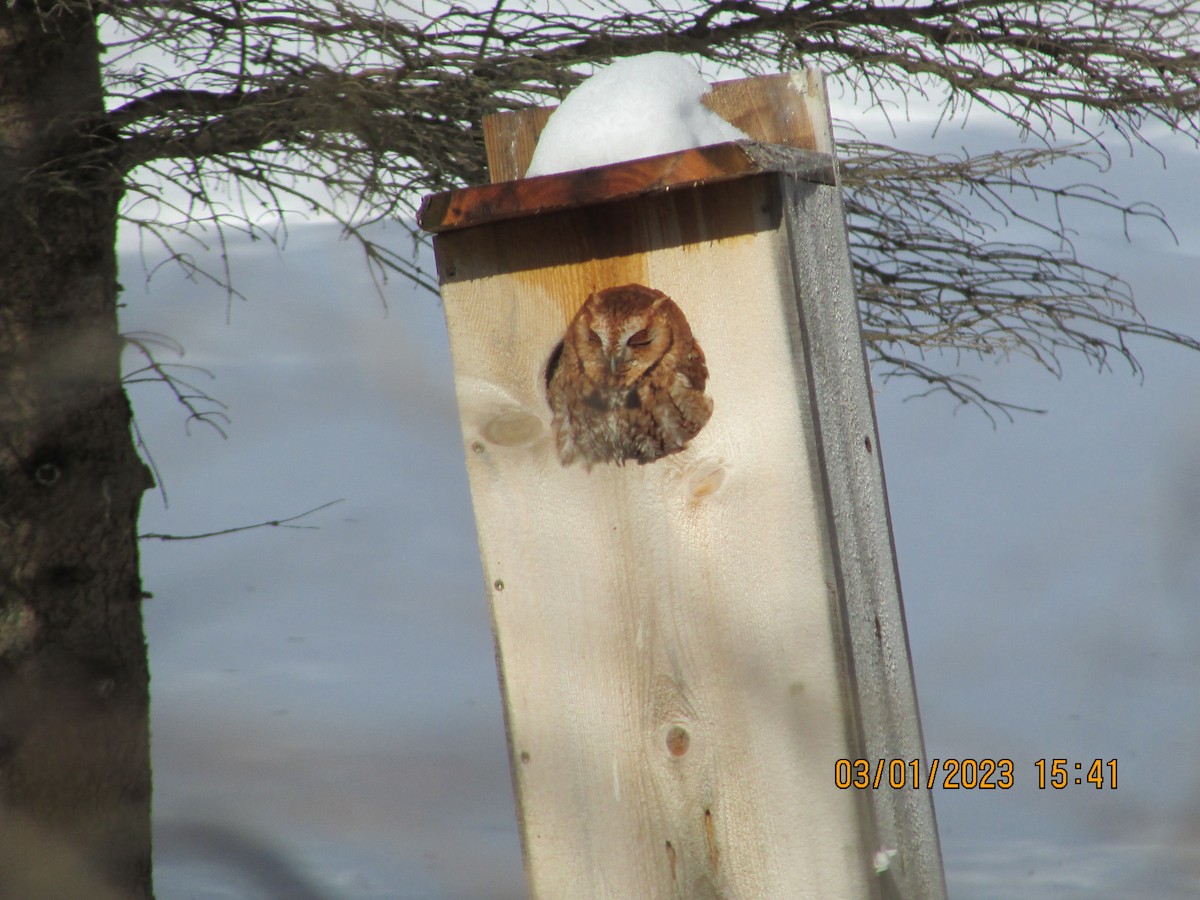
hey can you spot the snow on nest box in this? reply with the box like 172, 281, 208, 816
524, 53, 750, 178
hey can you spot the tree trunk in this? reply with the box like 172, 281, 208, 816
0, 3, 153, 897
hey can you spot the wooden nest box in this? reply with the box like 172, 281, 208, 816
419, 70, 945, 899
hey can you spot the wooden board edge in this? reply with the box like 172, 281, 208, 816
782, 176, 948, 900
418, 141, 834, 234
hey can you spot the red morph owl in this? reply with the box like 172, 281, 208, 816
545, 284, 713, 468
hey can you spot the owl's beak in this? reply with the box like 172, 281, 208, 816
608, 353, 621, 374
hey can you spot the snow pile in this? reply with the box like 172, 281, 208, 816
524, 53, 749, 177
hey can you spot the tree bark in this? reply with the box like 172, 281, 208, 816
0, 3, 154, 897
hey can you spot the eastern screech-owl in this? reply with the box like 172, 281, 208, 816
545, 283, 713, 468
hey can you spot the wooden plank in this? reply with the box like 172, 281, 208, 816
418, 141, 834, 234
484, 106, 555, 184
482, 70, 833, 183
779, 178, 948, 899
430, 67, 945, 898
435, 175, 878, 899
705, 69, 833, 155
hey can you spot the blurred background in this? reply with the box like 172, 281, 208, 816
124, 117, 1200, 897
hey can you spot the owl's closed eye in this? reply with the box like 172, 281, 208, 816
545, 283, 713, 469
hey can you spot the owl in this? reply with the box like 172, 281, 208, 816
545, 283, 713, 468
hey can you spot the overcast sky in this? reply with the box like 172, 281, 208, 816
118, 96, 1200, 898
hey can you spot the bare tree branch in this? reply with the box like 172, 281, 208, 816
84, 0, 1200, 415
121, 331, 230, 437
139, 499, 345, 542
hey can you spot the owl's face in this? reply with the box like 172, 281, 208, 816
547, 282, 712, 468
571, 289, 672, 388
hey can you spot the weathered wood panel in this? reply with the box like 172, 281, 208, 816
483, 106, 554, 183
780, 178, 947, 899
436, 175, 877, 898
419, 142, 835, 234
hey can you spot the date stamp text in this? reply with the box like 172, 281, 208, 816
834, 758, 1117, 790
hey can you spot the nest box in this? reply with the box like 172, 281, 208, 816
419, 70, 944, 900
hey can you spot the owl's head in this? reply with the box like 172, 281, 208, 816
572, 284, 678, 386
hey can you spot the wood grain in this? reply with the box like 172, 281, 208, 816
438, 177, 874, 899
483, 106, 555, 184
419, 142, 833, 234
